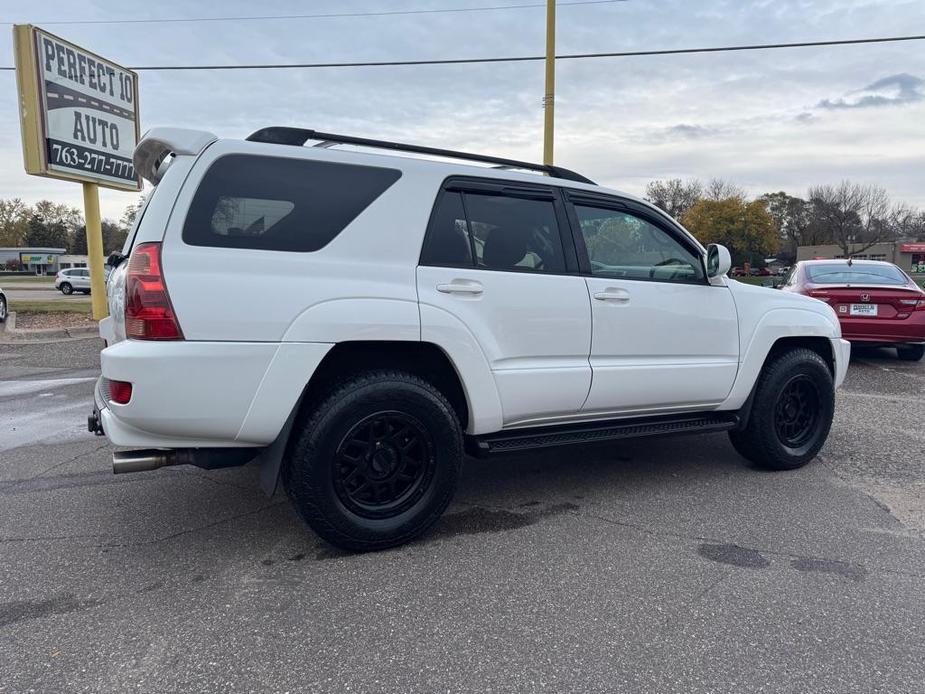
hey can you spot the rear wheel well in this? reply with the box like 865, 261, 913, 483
300, 341, 469, 430
766, 336, 834, 377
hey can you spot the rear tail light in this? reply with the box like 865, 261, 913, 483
124, 242, 183, 340
807, 290, 831, 303
899, 299, 925, 311
108, 379, 133, 404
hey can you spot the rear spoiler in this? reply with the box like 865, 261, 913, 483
133, 128, 217, 185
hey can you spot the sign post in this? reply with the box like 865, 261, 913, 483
13, 24, 141, 320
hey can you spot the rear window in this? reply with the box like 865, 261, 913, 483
805, 263, 907, 286
183, 154, 401, 252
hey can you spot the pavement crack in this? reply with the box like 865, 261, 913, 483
0, 442, 109, 493
96, 500, 288, 548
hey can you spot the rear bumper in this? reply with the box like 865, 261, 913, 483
838, 313, 925, 345
96, 339, 332, 449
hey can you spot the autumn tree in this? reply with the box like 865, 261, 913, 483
682, 198, 779, 264
0, 198, 30, 246
644, 178, 703, 220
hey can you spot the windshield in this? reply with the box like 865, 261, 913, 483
805, 263, 907, 286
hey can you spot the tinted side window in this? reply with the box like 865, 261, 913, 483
420, 191, 472, 267
183, 154, 401, 252
575, 205, 704, 283
464, 193, 565, 274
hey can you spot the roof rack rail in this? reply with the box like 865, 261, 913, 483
245, 126, 595, 185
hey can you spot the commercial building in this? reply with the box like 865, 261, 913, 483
0, 246, 67, 274
0, 248, 102, 274
796, 241, 925, 274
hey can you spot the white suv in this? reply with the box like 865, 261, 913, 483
56, 267, 91, 294
91, 126, 850, 551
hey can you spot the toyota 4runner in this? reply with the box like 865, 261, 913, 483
91, 126, 850, 551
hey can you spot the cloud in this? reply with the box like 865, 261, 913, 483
664, 124, 718, 139
817, 73, 924, 110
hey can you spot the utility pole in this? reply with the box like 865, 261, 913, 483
543, 0, 556, 166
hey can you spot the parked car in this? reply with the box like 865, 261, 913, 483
55, 267, 91, 295
730, 266, 747, 277
89, 126, 850, 551
0, 286, 6, 323
750, 267, 772, 277
782, 259, 925, 360
777, 265, 791, 277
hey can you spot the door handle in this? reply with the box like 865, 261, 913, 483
593, 288, 630, 302
437, 281, 483, 295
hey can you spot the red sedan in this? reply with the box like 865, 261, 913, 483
782, 259, 925, 361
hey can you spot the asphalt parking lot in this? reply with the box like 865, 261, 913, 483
1, 337, 923, 693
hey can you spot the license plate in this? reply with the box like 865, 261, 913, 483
850, 303, 877, 316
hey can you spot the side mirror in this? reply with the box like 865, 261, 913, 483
706, 244, 732, 278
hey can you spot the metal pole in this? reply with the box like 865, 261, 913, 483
82, 182, 109, 320
543, 0, 556, 166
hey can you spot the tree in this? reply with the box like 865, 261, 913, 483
644, 178, 703, 220
25, 214, 69, 249
120, 194, 147, 229
704, 178, 746, 202
73, 220, 129, 255
102, 220, 128, 253
759, 192, 809, 261
0, 198, 30, 246
807, 181, 891, 256
682, 198, 779, 264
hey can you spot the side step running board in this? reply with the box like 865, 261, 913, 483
468, 412, 739, 457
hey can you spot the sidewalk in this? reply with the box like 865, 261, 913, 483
0, 312, 99, 342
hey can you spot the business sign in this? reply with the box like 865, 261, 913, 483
20, 254, 57, 264
13, 25, 141, 191
900, 243, 925, 254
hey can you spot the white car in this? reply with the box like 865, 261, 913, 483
90, 126, 850, 551
55, 267, 91, 294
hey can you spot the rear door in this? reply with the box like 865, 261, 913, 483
566, 194, 740, 415
417, 180, 592, 426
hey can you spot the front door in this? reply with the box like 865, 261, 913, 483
417, 182, 592, 427
568, 198, 739, 415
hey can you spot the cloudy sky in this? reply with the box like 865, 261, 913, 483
2, 0, 924, 221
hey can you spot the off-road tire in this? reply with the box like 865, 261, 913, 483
729, 348, 834, 470
897, 344, 924, 362
283, 370, 463, 551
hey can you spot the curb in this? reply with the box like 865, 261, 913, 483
0, 312, 99, 343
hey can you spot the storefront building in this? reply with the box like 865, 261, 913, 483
796, 241, 925, 275
0, 246, 67, 274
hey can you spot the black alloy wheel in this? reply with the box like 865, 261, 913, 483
332, 411, 436, 520
773, 375, 821, 448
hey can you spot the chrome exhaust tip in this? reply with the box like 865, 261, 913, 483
112, 450, 178, 474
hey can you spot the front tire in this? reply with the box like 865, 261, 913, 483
283, 370, 463, 551
60, 283, 73, 295
729, 348, 834, 470
897, 344, 924, 362
0, 296, 6, 323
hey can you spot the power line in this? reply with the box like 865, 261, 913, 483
1, 0, 628, 26
1, 34, 922, 72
